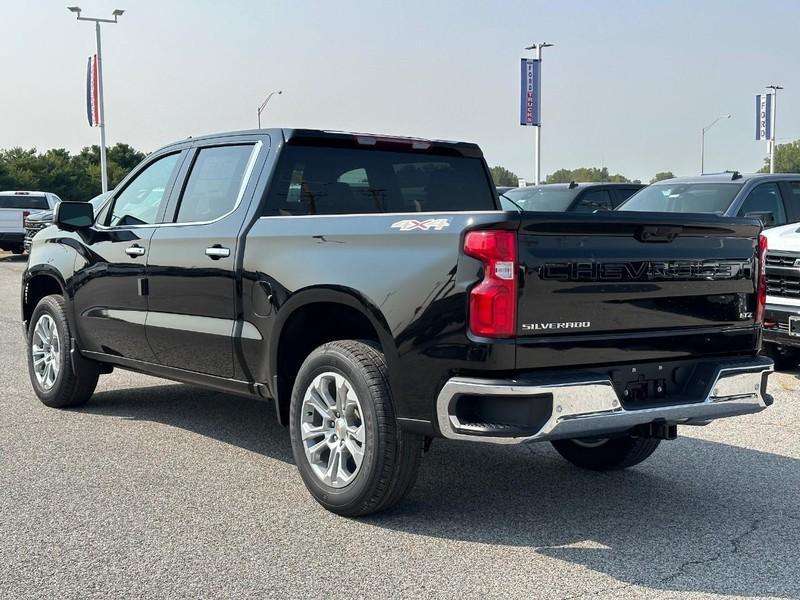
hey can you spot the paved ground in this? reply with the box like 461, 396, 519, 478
0, 252, 798, 600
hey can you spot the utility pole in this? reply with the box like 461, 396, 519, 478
68, 6, 125, 193
524, 42, 553, 184
767, 85, 783, 173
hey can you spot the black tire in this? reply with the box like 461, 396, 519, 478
764, 343, 800, 371
12, 245, 25, 255
26, 295, 99, 408
289, 340, 423, 517
551, 433, 661, 471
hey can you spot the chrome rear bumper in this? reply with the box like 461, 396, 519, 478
436, 357, 774, 444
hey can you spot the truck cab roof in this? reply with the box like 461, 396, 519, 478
161, 128, 484, 158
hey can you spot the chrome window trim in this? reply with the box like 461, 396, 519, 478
95, 141, 262, 231
258, 210, 506, 220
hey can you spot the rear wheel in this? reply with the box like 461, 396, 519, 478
12, 245, 25, 255
551, 433, 661, 471
27, 295, 99, 408
289, 340, 423, 516
764, 343, 800, 371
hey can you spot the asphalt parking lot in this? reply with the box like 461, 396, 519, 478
1, 252, 798, 600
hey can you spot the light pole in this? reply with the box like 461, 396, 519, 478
257, 90, 282, 128
524, 43, 553, 184
767, 84, 783, 173
700, 114, 731, 174
68, 6, 125, 193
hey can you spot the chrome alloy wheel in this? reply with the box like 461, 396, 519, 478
300, 372, 366, 488
31, 314, 61, 390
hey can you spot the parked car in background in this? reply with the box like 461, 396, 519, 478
762, 222, 800, 370
618, 173, 800, 228
500, 182, 643, 212
495, 186, 514, 198
24, 192, 112, 253
0, 191, 61, 254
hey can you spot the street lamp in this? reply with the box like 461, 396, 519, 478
67, 6, 125, 193
524, 42, 553, 184
766, 84, 783, 173
257, 90, 282, 128
700, 114, 731, 174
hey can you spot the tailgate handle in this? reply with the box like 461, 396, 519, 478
636, 225, 682, 243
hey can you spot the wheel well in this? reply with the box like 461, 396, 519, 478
275, 302, 382, 425
23, 275, 64, 328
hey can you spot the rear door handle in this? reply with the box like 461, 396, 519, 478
125, 245, 146, 257
205, 245, 230, 260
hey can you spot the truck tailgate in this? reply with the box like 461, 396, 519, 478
515, 212, 761, 369
0, 209, 23, 233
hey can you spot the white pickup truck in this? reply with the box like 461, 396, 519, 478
763, 222, 800, 369
0, 191, 61, 254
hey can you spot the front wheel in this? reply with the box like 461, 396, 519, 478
289, 340, 423, 516
551, 433, 661, 471
27, 295, 99, 408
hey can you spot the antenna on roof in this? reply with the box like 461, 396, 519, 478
730, 171, 742, 180
568, 181, 578, 189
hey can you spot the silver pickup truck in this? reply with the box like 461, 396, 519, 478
0, 191, 61, 254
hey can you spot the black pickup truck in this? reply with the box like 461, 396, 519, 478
23, 129, 773, 516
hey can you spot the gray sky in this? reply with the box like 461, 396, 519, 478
3, 0, 799, 182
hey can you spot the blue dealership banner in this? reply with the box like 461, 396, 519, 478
520, 58, 540, 126
756, 93, 772, 141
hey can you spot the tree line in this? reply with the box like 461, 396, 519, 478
491, 139, 800, 187
0, 144, 146, 201
3, 140, 799, 199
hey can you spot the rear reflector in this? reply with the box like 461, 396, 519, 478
464, 230, 517, 337
755, 233, 767, 324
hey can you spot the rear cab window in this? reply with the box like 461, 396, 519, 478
263, 145, 496, 216
500, 187, 578, 212
574, 189, 613, 212
0, 195, 49, 210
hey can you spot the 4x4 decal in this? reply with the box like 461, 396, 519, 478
390, 218, 451, 231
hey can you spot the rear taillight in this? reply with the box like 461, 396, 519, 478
755, 233, 767, 324
464, 230, 517, 337
22, 210, 30, 220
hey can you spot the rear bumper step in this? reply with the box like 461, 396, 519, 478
436, 357, 774, 444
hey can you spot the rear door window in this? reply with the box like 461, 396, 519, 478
174, 145, 255, 223
263, 146, 495, 215
0, 195, 49, 210
737, 182, 787, 227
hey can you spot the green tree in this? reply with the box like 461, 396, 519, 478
650, 171, 675, 183
545, 167, 630, 184
107, 143, 146, 172
490, 165, 519, 187
759, 140, 800, 173
0, 143, 147, 200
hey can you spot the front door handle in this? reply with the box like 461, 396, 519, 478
205, 245, 230, 260
125, 245, 146, 257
